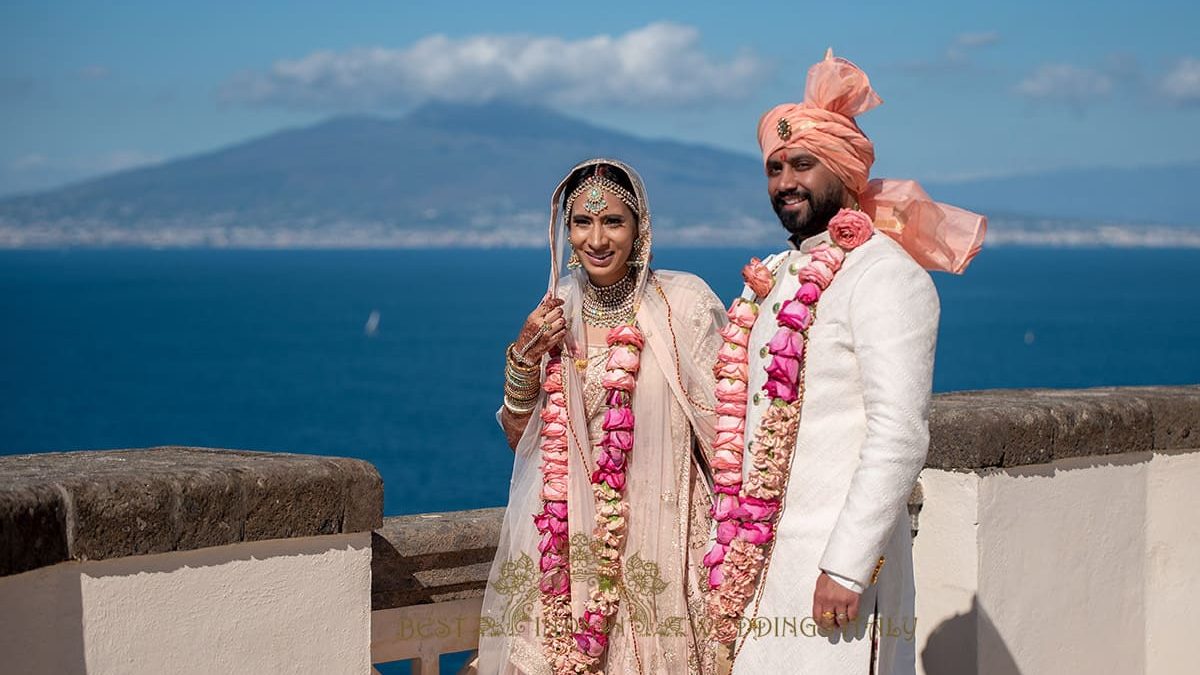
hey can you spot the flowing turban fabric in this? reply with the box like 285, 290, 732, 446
758, 50, 986, 274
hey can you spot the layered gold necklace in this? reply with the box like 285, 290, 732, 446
581, 269, 637, 327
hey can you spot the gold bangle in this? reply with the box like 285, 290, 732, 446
503, 394, 537, 415
507, 342, 539, 370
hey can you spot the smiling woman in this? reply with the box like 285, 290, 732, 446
479, 158, 730, 674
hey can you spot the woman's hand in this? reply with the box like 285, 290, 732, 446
513, 294, 567, 365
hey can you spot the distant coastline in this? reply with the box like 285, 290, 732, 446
3, 218, 1199, 249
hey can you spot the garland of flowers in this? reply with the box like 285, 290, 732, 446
535, 323, 645, 674
703, 209, 875, 644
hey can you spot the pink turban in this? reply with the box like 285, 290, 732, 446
757, 50, 986, 274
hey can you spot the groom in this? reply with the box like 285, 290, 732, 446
718, 51, 983, 674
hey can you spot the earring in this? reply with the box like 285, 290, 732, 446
627, 238, 645, 269
567, 249, 582, 269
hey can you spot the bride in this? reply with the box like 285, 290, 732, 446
477, 158, 728, 674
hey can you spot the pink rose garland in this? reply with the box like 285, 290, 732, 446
703, 210, 874, 644
536, 323, 644, 674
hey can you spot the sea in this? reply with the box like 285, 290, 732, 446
2, 247, 1199, 518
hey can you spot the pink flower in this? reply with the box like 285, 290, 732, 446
715, 400, 747, 417
596, 447, 626, 471
533, 511, 567, 534
712, 493, 740, 521
716, 415, 745, 434
539, 568, 570, 595
796, 282, 822, 305
606, 325, 645, 349
798, 261, 835, 290
606, 347, 640, 374
544, 501, 568, 519
605, 389, 626, 408
542, 420, 567, 438
742, 257, 775, 297
543, 371, 563, 394
592, 468, 626, 490
764, 378, 798, 402
776, 300, 812, 331
703, 544, 728, 567
712, 446, 743, 469
716, 520, 739, 545
547, 392, 566, 409
715, 378, 748, 403
828, 208, 874, 250
582, 610, 607, 633
737, 522, 774, 545
767, 327, 804, 358
718, 323, 750, 348
708, 564, 725, 588
716, 342, 747, 364
538, 531, 566, 554
765, 354, 800, 384
602, 430, 633, 451
713, 361, 749, 382
573, 631, 607, 657
727, 299, 759, 329
739, 495, 779, 521
713, 432, 744, 453
539, 550, 565, 572
542, 478, 568, 501
713, 482, 741, 495
539, 437, 566, 453
602, 407, 634, 431
714, 468, 743, 486
601, 369, 636, 392
810, 243, 846, 274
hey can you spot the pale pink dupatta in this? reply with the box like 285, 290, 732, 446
758, 49, 987, 274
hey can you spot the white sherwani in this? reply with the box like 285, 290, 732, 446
731, 230, 938, 675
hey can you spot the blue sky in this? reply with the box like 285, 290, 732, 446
2, 0, 1198, 196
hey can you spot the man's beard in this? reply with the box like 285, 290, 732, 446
772, 183, 845, 245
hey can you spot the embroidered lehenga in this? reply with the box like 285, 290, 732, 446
477, 159, 726, 674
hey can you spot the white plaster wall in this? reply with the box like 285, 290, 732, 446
0, 532, 372, 675
915, 450, 1200, 675
913, 469, 980, 675
976, 454, 1149, 675
1145, 450, 1200, 675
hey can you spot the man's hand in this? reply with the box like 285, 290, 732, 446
812, 572, 860, 630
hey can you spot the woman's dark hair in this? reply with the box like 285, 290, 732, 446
561, 163, 639, 225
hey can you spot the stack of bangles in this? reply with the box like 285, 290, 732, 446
503, 327, 546, 415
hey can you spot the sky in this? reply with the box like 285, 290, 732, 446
2, 0, 1198, 196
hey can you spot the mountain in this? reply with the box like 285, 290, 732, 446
0, 102, 774, 247
0, 101, 1196, 248
924, 164, 1199, 227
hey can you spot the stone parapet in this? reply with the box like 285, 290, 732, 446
0, 446, 382, 577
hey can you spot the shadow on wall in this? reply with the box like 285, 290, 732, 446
922, 595, 1021, 675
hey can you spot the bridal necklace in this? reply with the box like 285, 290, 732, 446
582, 268, 637, 327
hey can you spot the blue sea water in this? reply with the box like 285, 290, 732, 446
2, 247, 1199, 517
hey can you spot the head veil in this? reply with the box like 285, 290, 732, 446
478, 159, 723, 674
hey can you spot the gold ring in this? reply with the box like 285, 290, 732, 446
821, 611, 835, 618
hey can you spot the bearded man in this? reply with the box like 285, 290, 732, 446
703, 50, 985, 675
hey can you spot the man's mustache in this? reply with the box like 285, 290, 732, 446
772, 189, 810, 211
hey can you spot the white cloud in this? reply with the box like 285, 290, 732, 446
1014, 64, 1112, 106
896, 31, 999, 74
946, 31, 1000, 62
1160, 57, 1200, 106
218, 22, 767, 110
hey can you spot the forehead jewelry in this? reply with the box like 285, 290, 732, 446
566, 174, 639, 218
584, 185, 608, 214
